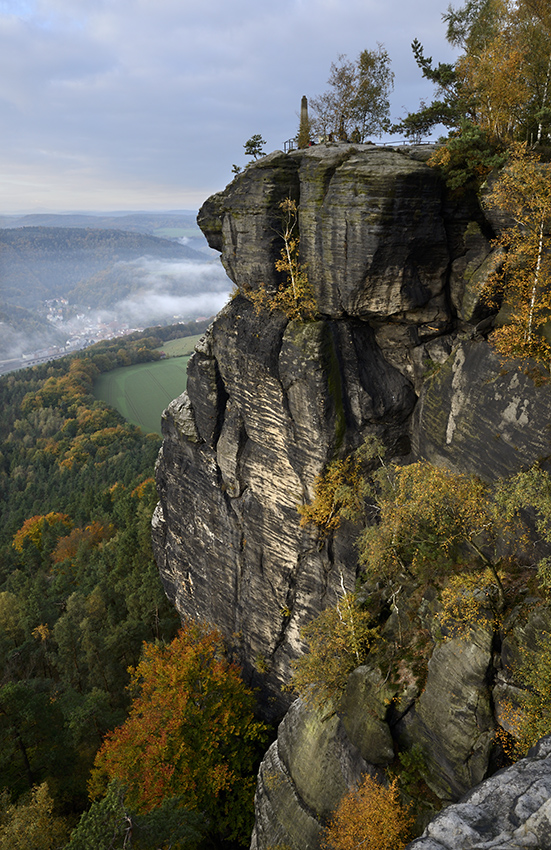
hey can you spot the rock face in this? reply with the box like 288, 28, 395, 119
154, 143, 490, 708
250, 699, 372, 850
413, 339, 551, 480
152, 143, 551, 847
153, 297, 416, 714
407, 735, 551, 850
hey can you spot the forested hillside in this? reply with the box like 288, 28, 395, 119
0, 227, 204, 309
0, 321, 265, 849
0, 212, 200, 240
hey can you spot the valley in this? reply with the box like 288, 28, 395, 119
0, 213, 231, 369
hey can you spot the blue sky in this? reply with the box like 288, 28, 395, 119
0, 0, 457, 213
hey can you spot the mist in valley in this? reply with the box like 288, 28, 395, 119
0, 216, 233, 370
0, 255, 232, 368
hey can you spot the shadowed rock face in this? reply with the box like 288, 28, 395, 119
199, 145, 454, 327
413, 339, 551, 480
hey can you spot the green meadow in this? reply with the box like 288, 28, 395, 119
94, 335, 202, 435
158, 335, 201, 356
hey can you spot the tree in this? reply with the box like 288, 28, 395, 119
427, 120, 508, 189
298, 441, 373, 534
0, 782, 68, 850
243, 134, 266, 160
310, 45, 394, 141
289, 591, 378, 712
12, 512, 72, 555
245, 198, 317, 321
322, 775, 413, 850
90, 623, 267, 846
357, 460, 505, 595
483, 143, 551, 364
399, 0, 551, 144
354, 46, 395, 140
65, 781, 204, 850
452, 1, 533, 143
299, 439, 551, 602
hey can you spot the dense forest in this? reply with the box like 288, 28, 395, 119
0, 320, 263, 849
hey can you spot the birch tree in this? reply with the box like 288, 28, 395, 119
484, 143, 551, 364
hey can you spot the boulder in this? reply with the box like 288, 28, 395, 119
404, 628, 495, 801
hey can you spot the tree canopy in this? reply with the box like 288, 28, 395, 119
90, 624, 268, 846
400, 0, 551, 145
310, 45, 394, 141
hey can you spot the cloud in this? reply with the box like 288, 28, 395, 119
91, 256, 232, 325
0, 0, 458, 212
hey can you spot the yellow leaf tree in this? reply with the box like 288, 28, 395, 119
484, 143, 551, 364
322, 775, 413, 850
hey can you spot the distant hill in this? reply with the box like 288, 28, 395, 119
0, 226, 206, 308
0, 210, 201, 237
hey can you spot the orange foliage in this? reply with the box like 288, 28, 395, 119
90, 622, 267, 844
13, 512, 73, 553
51, 522, 114, 565
322, 775, 413, 850
131, 477, 156, 499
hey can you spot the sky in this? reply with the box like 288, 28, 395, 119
0, 0, 458, 214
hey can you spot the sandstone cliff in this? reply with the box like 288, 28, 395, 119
152, 142, 551, 847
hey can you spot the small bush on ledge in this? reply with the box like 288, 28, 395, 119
244, 198, 318, 322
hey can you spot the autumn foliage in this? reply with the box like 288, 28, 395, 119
245, 198, 317, 321
12, 512, 72, 553
290, 592, 377, 711
358, 461, 494, 582
91, 622, 267, 845
51, 521, 114, 565
483, 144, 551, 364
322, 775, 413, 850
298, 454, 364, 534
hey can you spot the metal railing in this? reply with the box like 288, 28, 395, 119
282, 137, 435, 152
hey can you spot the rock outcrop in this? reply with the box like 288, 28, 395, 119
407, 735, 551, 850
152, 142, 551, 847
154, 143, 492, 710
249, 591, 551, 849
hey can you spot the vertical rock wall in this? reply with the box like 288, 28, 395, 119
153, 143, 480, 712
152, 143, 551, 848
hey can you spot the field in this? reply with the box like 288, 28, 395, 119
94, 335, 202, 435
158, 336, 201, 357
153, 227, 201, 239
